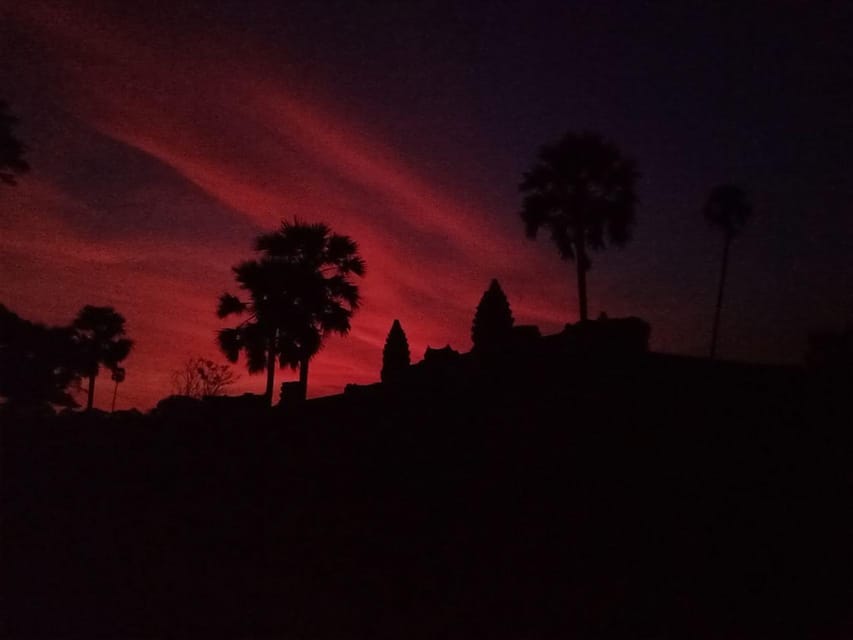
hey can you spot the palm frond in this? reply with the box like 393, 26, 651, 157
245, 342, 268, 373
105, 338, 134, 366
704, 184, 751, 239
216, 328, 242, 363
217, 293, 247, 318
519, 131, 637, 261
320, 304, 352, 336
218, 219, 364, 392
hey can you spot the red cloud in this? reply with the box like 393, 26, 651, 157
3, 1, 580, 409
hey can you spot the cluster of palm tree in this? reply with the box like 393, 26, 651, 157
217, 219, 365, 405
72, 306, 134, 410
0, 304, 133, 412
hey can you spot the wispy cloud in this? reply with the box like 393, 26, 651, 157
3, 1, 575, 408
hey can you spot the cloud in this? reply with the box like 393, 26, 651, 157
3, 0, 576, 409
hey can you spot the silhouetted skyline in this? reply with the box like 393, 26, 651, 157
2, 1, 851, 409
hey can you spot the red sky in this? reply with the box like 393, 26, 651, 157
3, 1, 850, 409
1, 1, 583, 409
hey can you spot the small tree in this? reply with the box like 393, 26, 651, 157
0, 304, 80, 411
0, 101, 29, 186
171, 357, 239, 398
381, 319, 410, 383
471, 279, 514, 351
72, 306, 133, 411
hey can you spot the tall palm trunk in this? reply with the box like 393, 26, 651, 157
111, 379, 119, 413
86, 373, 96, 411
575, 237, 589, 322
264, 334, 277, 406
709, 236, 731, 359
298, 357, 309, 401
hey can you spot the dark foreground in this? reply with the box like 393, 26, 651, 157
3, 353, 852, 638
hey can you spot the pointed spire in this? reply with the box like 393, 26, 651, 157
381, 319, 411, 383
471, 279, 514, 351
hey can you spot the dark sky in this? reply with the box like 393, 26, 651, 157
2, 0, 852, 408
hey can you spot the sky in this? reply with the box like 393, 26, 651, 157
1, 0, 852, 410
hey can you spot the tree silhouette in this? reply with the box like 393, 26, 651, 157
72, 306, 133, 411
0, 101, 29, 186
171, 356, 239, 398
471, 279, 514, 351
704, 184, 752, 359
0, 304, 80, 411
519, 131, 638, 321
381, 319, 410, 383
110, 367, 126, 412
218, 219, 364, 404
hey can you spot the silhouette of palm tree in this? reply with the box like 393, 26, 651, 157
519, 132, 637, 321
110, 367, 125, 413
72, 306, 133, 411
704, 184, 752, 359
0, 101, 29, 186
218, 219, 364, 404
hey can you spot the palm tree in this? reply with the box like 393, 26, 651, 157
218, 219, 365, 405
72, 306, 133, 411
110, 367, 126, 413
704, 184, 752, 359
519, 131, 638, 322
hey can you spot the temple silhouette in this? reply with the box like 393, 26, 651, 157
342, 316, 651, 403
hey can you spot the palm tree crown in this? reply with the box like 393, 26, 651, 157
519, 131, 637, 321
217, 219, 365, 404
704, 184, 751, 240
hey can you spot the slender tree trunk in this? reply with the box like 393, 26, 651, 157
86, 373, 96, 411
264, 336, 277, 406
710, 236, 731, 359
111, 380, 119, 413
575, 238, 589, 322
299, 357, 309, 401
